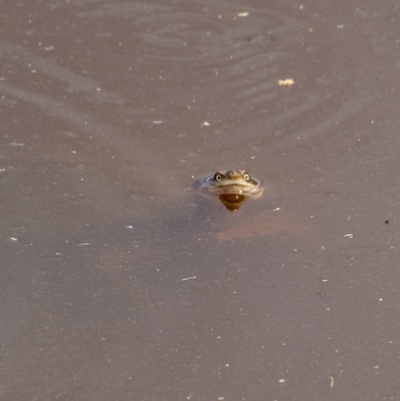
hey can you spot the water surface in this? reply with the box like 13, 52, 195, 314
1, 0, 400, 400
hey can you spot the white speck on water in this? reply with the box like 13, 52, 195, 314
343, 234, 354, 238
182, 276, 196, 281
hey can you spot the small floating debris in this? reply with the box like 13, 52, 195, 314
201, 121, 210, 127
273, 207, 281, 211
10, 143, 24, 146
152, 120, 163, 124
182, 276, 196, 281
278, 79, 294, 87
237, 12, 249, 17
343, 233, 354, 238
77, 242, 91, 246
245, 34, 274, 44
329, 376, 334, 387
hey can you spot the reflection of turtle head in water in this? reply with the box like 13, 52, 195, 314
193, 170, 263, 211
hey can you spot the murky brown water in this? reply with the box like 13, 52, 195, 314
2, 0, 400, 400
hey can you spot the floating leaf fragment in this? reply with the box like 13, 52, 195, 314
278, 79, 295, 87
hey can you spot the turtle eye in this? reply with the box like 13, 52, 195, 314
214, 173, 223, 181
243, 172, 250, 181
